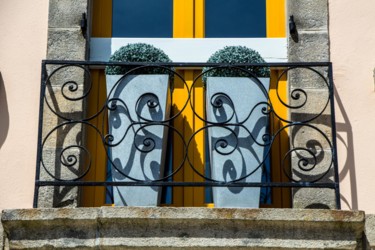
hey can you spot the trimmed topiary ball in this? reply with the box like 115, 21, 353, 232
202, 46, 270, 82
105, 43, 173, 76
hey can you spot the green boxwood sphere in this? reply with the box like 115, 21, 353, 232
105, 43, 173, 76
202, 46, 270, 82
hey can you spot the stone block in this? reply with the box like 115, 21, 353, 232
41, 110, 84, 149
293, 187, 337, 209
291, 150, 334, 183
1, 207, 366, 249
288, 32, 329, 62
0, 219, 4, 250
39, 147, 89, 181
365, 214, 375, 248
2, 208, 98, 248
48, 0, 88, 28
289, 120, 333, 151
36, 147, 88, 208
288, 0, 328, 30
291, 151, 336, 210
47, 29, 86, 60
36, 186, 80, 208
288, 66, 330, 89
289, 89, 331, 116
46, 64, 86, 87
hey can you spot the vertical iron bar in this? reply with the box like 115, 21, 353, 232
33, 61, 48, 208
328, 63, 341, 209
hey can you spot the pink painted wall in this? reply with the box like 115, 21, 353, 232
0, 0, 374, 213
0, 1, 48, 210
329, 0, 375, 212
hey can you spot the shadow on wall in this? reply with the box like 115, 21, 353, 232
334, 86, 358, 210
0, 72, 10, 149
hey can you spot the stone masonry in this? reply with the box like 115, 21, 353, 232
0, 207, 367, 249
37, 0, 89, 208
287, 0, 336, 208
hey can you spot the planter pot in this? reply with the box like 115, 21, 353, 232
206, 77, 270, 208
106, 74, 171, 206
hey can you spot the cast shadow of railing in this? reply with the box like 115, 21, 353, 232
0, 72, 9, 150
333, 85, 358, 210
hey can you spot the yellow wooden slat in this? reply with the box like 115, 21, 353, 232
172, 69, 188, 206
276, 72, 291, 208
266, 0, 286, 38
194, 0, 205, 38
173, 0, 194, 38
81, 70, 107, 207
92, 0, 112, 37
182, 70, 195, 206
81, 70, 99, 207
268, 70, 282, 208
192, 70, 205, 206
267, 69, 291, 208
94, 71, 108, 207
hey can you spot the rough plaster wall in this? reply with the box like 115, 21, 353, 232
0, 1, 48, 210
38, 0, 89, 208
329, 0, 375, 214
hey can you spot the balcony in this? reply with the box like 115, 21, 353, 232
33, 60, 340, 209
3, 60, 368, 249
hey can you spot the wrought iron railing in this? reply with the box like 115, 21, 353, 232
34, 61, 340, 208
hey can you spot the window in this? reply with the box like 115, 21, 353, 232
205, 0, 266, 38
112, 0, 173, 37
85, 0, 289, 208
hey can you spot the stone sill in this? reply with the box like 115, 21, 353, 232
1, 207, 365, 249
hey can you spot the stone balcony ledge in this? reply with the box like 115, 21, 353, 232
1, 207, 366, 249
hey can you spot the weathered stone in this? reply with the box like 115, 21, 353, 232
289, 89, 331, 117
287, 0, 332, 209
46, 64, 86, 87
2, 208, 98, 249
290, 120, 332, 150
365, 214, 375, 248
40, 147, 88, 181
290, 150, 334, 183
41, 101, 84, 148
288, 0, 328, 30
293, 188, 337, 209
0, 218, 4, 250
37, 147, 86, 208
288, 67, 330, 89
1, 207, 366, 249
37, 185, 80, 209
47, 28, 86, 60
288, 31, 330, 62
291, 150, 337, 209
48, 0, 88, 28
40, 0, 89, 208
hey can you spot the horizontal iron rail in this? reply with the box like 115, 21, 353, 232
42, 60, 332, 68
36, 181, 338, 188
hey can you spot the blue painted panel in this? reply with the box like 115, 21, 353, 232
205, 0, 266, 38
112, 0, 173, 38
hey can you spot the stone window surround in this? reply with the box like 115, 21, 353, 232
41, 0, 333, 209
